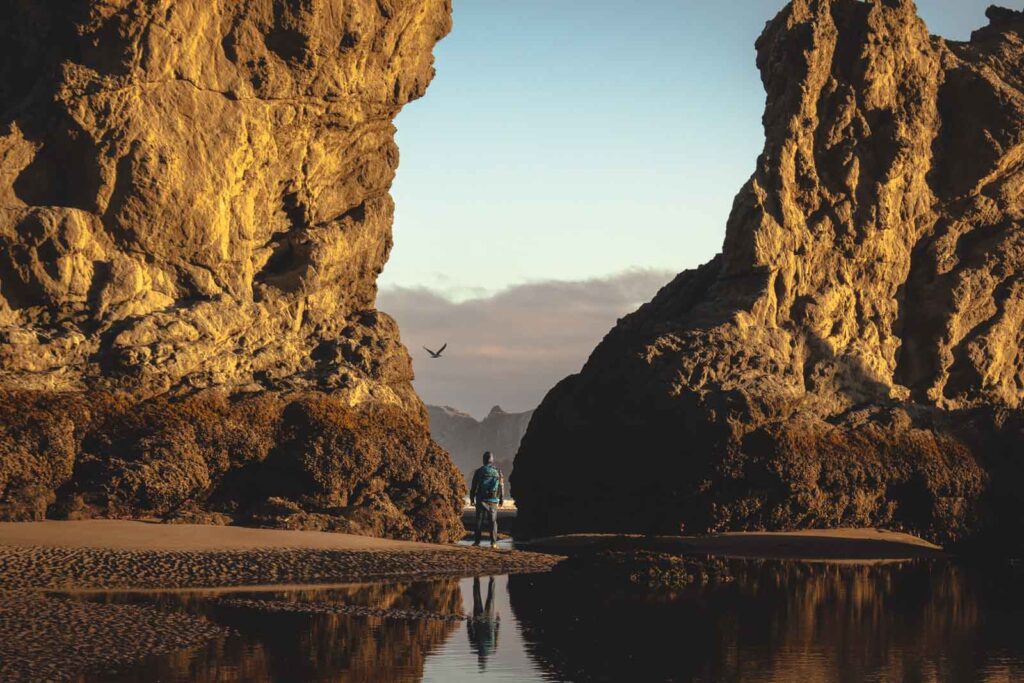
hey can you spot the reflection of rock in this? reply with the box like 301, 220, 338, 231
428, 405, 532, 485
211, 581, 463, 683
0, 1, 464, 540
89, 580, 463, 682
509, 561, 1024, 682
514, 2, 1024, 547
554, 550, 734, 590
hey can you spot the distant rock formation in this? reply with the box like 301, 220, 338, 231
0, 0, 465, 541
514, 2, 1024, 547
428, 405, 533, 488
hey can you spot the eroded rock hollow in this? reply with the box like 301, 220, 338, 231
514, 1, 1024, 548
0, 0, 465, 541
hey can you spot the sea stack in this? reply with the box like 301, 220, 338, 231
0, 0, 465, 541
513, 1, 1024, 547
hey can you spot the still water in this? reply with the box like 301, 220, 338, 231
73, 560, 1024, 682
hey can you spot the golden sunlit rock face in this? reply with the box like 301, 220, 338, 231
514, 2, 1024, 547
0, 0, 465, 540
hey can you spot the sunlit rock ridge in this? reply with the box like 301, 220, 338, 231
0, 0, 465, 541
514, 1, 1024, 548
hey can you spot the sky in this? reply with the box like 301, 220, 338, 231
378, 0, 1007, 417
379, 269, 673, 417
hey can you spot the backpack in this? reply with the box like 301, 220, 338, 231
477, 465, 501, 501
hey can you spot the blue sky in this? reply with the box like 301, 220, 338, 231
382, 0, 1003, 299
379, 0, 1008, 415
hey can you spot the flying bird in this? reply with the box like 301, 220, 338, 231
423, 343, 447, 359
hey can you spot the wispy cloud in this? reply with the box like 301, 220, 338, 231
378, 269, 674, 418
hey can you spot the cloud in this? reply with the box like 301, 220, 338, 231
377, 269, 674, 418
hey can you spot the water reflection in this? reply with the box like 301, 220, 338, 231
508, 560, 1024, 683
64, 560, 1024, 683
82, 581, 464, 682
467, 576, 501, 670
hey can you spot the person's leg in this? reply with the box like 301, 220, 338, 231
473, 576, 483, 616
474, 504, 484, 545
489, 503, 499, 545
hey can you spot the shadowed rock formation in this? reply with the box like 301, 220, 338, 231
428, 405, 533, 487
0, 0, 465, 541
514, 2, 1024, 548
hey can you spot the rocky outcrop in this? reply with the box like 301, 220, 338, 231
427, 405, 532, 487
514, 2, 1024, 548
0, 0, 465, 541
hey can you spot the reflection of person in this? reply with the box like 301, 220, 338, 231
469, 451, 504, 548
467, 576, 500, 669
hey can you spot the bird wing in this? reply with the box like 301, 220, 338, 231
438, 343, 448, 355
423, 346, 436, 356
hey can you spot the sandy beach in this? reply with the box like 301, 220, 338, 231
520, 527, 946, 561
0, 519, 456, 552
0, 521, 947, 593
0, 520, 561, 591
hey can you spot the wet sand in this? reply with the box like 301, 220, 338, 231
0, 522, 945, 593
521, 528, 946, 560
0, 521, 561, 591
0, 590, 231, 682
0, 519, 457, 552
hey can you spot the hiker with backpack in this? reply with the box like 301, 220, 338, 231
470, 451, 504, 548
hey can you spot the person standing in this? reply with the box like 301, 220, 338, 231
469, 451, 504, 548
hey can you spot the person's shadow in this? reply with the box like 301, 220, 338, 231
467, 576, 500, 670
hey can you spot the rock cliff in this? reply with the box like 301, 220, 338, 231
514, 1, 1024, 547
0, 0, 465, 541
427, 405, 533, 488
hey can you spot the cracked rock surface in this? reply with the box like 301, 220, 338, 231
0, 0, 465, 541
514, 2, 1024, 548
